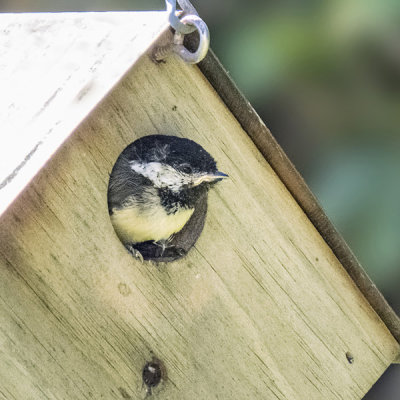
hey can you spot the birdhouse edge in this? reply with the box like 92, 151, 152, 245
190, 41, 400, 349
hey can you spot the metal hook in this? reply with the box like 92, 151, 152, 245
165, 0, 197, 35
160, 0, 210, 64
173, 14, 210, 64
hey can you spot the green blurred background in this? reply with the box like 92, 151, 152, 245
1, 0, 399, 397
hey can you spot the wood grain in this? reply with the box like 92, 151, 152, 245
194, 45, 400, 345
0, 26, 399, 400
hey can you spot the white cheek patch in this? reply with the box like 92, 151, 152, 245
130, 161, 192, 191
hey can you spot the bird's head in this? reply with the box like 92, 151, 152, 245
128, 135, 228, 193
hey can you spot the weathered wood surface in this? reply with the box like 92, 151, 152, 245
0, 12, 168, 217
0, 41, 399, 399
194, 46, 400, 345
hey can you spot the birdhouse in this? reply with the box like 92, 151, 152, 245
0, 11, 399, 400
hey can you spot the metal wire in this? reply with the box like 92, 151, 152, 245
165, 0, 197, 34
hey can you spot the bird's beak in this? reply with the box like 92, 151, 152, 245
192, 171, 228, 186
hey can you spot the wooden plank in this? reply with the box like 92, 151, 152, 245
192, 45, 400, 345
0, 49, 399, 400
0, 11, 168, 217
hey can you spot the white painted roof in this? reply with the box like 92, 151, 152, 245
0, 11, 167, 216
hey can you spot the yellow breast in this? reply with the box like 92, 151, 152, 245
110, 204, 194, 244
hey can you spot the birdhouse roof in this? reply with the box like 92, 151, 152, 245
0, 9, 399, 365
0, 11, 168, 217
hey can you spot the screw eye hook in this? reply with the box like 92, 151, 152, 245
165, 0, 210, 64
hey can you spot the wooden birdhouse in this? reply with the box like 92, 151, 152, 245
0, 10, 399, 400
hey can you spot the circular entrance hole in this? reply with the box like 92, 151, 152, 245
107, 135, 226, 262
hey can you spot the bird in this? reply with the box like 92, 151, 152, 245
107, 134, 228, 261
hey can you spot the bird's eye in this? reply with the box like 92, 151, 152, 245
180, 164, 192, 174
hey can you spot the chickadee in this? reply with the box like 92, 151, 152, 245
108, 135, 227, 260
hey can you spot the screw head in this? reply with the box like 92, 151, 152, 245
346, 351, 354, 364
142, 361, 162, 388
